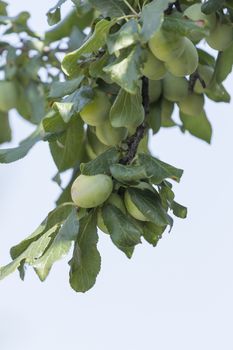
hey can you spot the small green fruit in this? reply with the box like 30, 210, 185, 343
141, 50, 166, 80
163, 73, 189, 102
207, 22, 233, 51
0, 81, 18, 112
124, 190, 148, 221
165, 38, 198, 77
86, 127, 109, 159
148, 30, 185, 62
80, 90, 111, 126
71, 174, 113, 208
178, 93, 205, 116
96, 119, 127, 146
149, 80, 162, 103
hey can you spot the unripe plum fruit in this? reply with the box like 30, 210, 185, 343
97, 193, 126, 233
148, 80, 162, 103
86, 127, 109, 159
148, 30, 185, 62
165, 37, 198, 77
124, 190, 148, 221
71, 174, 113, 208
206, 21, 233, 51
141, 50, 166, 80
80, 90, 111, 126
96, 119, 127, 146
178, 93, 205, 116
0, 81, 18, 112
163, 73, 189, 102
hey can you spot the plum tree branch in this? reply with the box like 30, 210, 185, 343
188, 70, 206, 93
120, 76, 149, 165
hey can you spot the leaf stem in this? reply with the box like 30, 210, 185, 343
123, 0, 139, 16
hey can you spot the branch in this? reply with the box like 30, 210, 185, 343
188, 70, 206, 93
164, 0, 182, 15
120, 77, 149, 165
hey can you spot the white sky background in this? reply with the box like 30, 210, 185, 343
1, 1, 233, 349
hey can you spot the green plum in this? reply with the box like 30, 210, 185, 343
124, 190, 148, 221
80, 90, 111, 126
165, 38, 198, 77
71, 174, 113, 208
163, 73, 189, 102
148, 30, 185, 62
96, 119, 127, 146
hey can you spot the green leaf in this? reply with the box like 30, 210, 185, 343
62, 19, 116, 76
49, 116, 84, 172
110, 87, 144, 128
201, 0, 225, 14
180, 110, 212, 144
17, 82, 46, 124
0, 125, 42, 164
197, 49, 216, 67
69, 211, 101, 293
142, 222, 166, 247
206, 82, 230, 103
89, 52, 113, 83
47, 7, 61, 26
110, 163, 147, 183
159, 181, 175, 210
140, 0, 169, 42
53, 85, 94, 123
42, 111, 67, 134
171, 201, 187, 219
102, 204, 141, 257
47, 0, 68, 15
128, 188, 171, 226
10, 203, 74, 260
215, 43, 233, 83
162, 13, 208, 37
49, 76, 84, 99
107, 19, 139, 54
0, 225, 59, 281
34, 208, 79, 281
0, 111, 11, 144
88, 0, 128, 17
80, 147, 120, 175
138, 153, 183, 184
103, 45, 145, 94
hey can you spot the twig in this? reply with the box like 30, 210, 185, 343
188, 70, 206, 93
120, 77, 149, 165
164, 0, 182, 15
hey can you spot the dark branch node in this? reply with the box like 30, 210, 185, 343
188, 70, 206, 93
164, 1, 182, 15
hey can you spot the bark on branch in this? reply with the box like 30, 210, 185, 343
120, 77, 149, 165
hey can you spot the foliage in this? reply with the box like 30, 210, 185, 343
0, 0, 232, 292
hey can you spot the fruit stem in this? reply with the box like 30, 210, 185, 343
120, 77, 149, 165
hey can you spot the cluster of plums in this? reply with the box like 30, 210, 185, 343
71, 174, 151, 233
69, 3, 233, 226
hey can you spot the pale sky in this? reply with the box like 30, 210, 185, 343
1, 1, 233, 350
